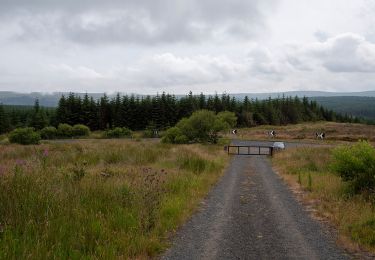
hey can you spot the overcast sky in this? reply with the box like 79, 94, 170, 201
1, 0, 375, 94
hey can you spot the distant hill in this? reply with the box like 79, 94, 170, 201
0, 92, 106, 107
1, 90, 375, 108
229, 90, 375, 100
309, 96, 375, 121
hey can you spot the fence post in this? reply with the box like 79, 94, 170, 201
270, 147, 274, 156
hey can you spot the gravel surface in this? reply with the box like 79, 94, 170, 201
161, 140, 350, 260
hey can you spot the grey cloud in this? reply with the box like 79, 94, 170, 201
125, 53, 250, 87
288, 33, 375, 73
247, 46, 288, 77
1, 0, 277, 45
314, 33, 375, 73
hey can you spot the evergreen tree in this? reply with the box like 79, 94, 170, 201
0, 104, 10, 134
30, 99, 48, 130
56, 95, 67, 125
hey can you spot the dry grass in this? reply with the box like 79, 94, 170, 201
273, 146, 375, 256
0, 139, 229, 259
232, 122, 375, 143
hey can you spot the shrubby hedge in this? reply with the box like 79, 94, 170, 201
56, 124, 90, 138
331, 141, 375, 195
8, 124, 91, 144
72, 124, 90, 137
40, 126, 57, 140
105, 127, 132, 138
8, 127, 41, 145
57, 123, 74, 138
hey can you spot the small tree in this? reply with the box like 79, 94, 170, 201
164, 110, 237, 144
178, 110, 216, 143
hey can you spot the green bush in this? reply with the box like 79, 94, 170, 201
217, 111, 237, 129
163, 110, 237, 144
162, 127, 188, 144
72, 124, 90, 137
57, 124, 73, 138
105, 127, 132, 138
40, 126, 57, 140
8, 127, 41, 145
331, 141, 375, 194
142, 129, 154, 138
174, 134, 189, 144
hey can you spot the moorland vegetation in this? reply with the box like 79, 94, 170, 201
0, 140, 228, 258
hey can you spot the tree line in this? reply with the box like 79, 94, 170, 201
0, 92, 359, 134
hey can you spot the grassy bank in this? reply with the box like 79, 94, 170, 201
0, 140, 228, 259
234, 122, 375, 143
273, 146, 375, 254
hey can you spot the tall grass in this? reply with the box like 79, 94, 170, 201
0, 140, 228, 259
273, 146, 375, 253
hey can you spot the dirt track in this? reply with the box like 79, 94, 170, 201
161, 141, 349, 260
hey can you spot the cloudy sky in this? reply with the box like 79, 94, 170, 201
1, 0, 375, 94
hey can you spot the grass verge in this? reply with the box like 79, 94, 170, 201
0, 140, 228, 259
272, 146, 375, 255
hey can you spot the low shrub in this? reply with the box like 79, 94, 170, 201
8, 127, 41, 145
105, 127, 132, 138
162, 127, 188, 144
40, 126, 57, 140
72, 124, 90, 137
331, 141, 375, 195
57, 123, 73, 138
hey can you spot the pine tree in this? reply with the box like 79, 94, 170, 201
56, 95, 67, 125
82, 93, 91, 126
0, 104, 10, 134
112, 93, 122, 127
30, 99, 48, 130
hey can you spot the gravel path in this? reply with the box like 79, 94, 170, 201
161, 141, 350, 260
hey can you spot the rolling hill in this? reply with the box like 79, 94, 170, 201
309, 96, 375, 121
